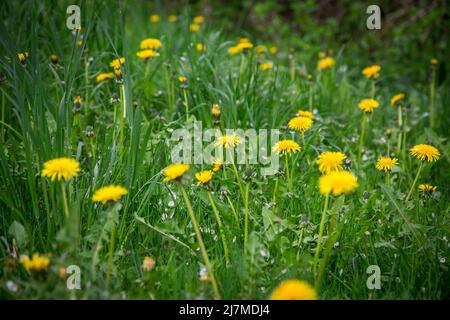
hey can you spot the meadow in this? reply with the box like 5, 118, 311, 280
0, 1, 449, 299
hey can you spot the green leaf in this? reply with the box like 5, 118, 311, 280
8, 221, 28, 249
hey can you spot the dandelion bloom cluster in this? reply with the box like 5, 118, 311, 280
362, 64, 381, 79
41, 157, 80, 181
195, 170, 214, 185
317, 56, 335, 70
288, 116, 313, 132
272, 140, 301, 155
297, 110, 314, 119
260, 61, 273, 71
270, 279, 318, 300
376, 156, 398, 172
140, 38, 162, 50
92, 185, 128, 204
410, 144, 440, 162
216, 134, 240, 149
228, 38, 253, 55
96, 72, 114, 82
162, 163, 190, 181
316, 151, 346, 174
418, 183, 436, 194
358, 99, 379, 113
319, 171, 358, 196
390, 93, 405, 106
20, 253, 50, 272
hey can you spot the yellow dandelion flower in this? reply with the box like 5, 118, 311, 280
358, 99, 379, 113
318, 171, 358, 196
272, 140, 301, 155
168, 15, 177, 22
96, 72, 114, 82
50, 54, 59, 64
255, 45, 267, 54
269, 46, 278, 55
142, 256, 156, 272
178, 75, 187, 83
136, 49, 158, 60
430, 58, 438, 65
140, 38, 162, 50
216, 134, 240, 149
297, 110, 314, 119
150, 14, 160, 23
237, 41, 253, 51
376, 156, 398, 172
41, 157, 80, 181
270, 279, 318, 300
189, 23, 200, 32
317, 56, 335, 70
212, 159, 223, 172
109, 57, 125, 69
287, 116, 313, 132
316, 151, 347, 174
73, 95, 82, 104
195, 170, 214, 185
362, 64, 381, 79
193, 15, 204, 24
196, 43, 205, 52
92, 185, 128, 204
410, 144, 440, 162
18, 52, 29, 64
162, 163, 190, 181
228, 46, 241, 56
260, 61, 273, 71
19, 253, 50, 272
390, 93, 405, 106
211, 104, 221, 117
418, 183, 437, 194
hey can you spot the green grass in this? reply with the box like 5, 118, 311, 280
0, 0, 449, 299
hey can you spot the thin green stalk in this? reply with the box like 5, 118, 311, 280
429, 66, 436, 129
397, 106, 403, 155
285, 155, 292, 192
178, 184, 220, 299
402, 112, 408, 161
183, 88, 189, 122
358, 112, 367, 167
225, 194, 239, 229
386, 171, 390, 186
60, 180, 70, 218
119, 84, 125, 159
301, 132, 311, 166
313, 194, 330, 276
370, 80, 375, 99
243, 182, 250, 251
207, 191, 229, 265
405, 162, 423, 201
106, 206, 116, 289
308, 84, 313, 111
272, 177, 279, 203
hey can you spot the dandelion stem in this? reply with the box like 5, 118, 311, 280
119, 84, 125, 159
244, 182, 250, 251
225, 194, 240, 229
371, 80, 375, 99
430, 66, 436, 129
405, 162, 423, 201
272, 177, 279, 203
308, 84, 313, 112
60, 180, 70, 218
207, 191, 230, 265
106, 206, 116, 290
285, 155, 292, 192
178, 184, 221, 299
358, 112, 367, 167
313, 194, 329, 276
397, 106, 403, 155
301, 132, 311, 166
183, 88, 189, 122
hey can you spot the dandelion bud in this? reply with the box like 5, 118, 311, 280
211, 103, 221, 118
50, 54, 59, 64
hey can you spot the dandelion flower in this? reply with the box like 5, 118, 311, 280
316, 151, 347, 174
189, 23, 200, 32
195, 170, 214, 185
358, 99, 379, 113
269, 46, 278, 55
297, 110, 314, 119
150, 14, 160, 23
318, 171, 358, 196
211, 104, 221, 117
41, 157, 80, 181
136, 49, 158, 60
18, 52, 29, 64
193, 15, 204, 24
237, 41, 253, 51
140, 38, 162, 50
92, 185, 128, 204
96, 72, 114, 82
178, 75, 187, 83
109, 57, 125, 69
212, 159, 223, 172
410, 144, 440, 162
216, 135, 240, 149
376, 156, 398, 172
255, 45, 267, 54
317, 57, 335, 70
260, 61, 273, 71
228, 46, 241, 55
288, 116, 313, 132
430, 58, 438, 65
270, 279, 318, 300
196, 43, 205, 52
142, 256, 156, 272
50, 54, 59, 64
162, 163, 190, 181
390, 93, 405, 106
168, 15, 177, 22
362, 65, 381, 79
272, 140, 301, 155
19, 254, 50, 272
418, 183, 437, 194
